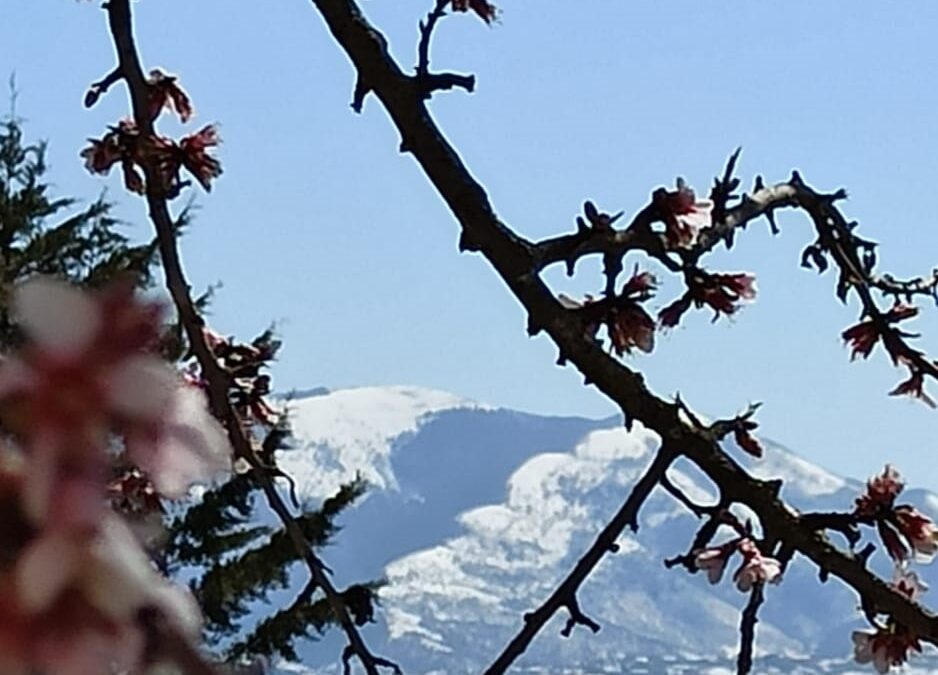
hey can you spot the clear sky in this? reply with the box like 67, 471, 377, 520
4, 2, 938, 486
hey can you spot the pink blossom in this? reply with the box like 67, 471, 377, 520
0, 278, 230, 516
842, 321, 880, 361
80, 120, 145, 195
657, 271, 757, 328
696, 273, 757, 319
620, 268, 657, 299
889, 369, 935, 408
607, 305, 655, 355
451, 0, 498, 23
694, 545, 732, 584
890, 566, 927, 602
124, 381, 232, 497
733, 539, 782, 592
877, 521, 910, 563
653, 178, 713, 248
147, 68, 193, 123
1, 514, 199, 674
894, 506, 938, 561
852, 629, 922, 674
658, 294, 691, 328
179, 124, 223, 191
733, 426, 764, 458
855, 465, 904, 517
842, 303, 918, 363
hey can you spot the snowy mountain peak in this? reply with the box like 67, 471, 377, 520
257, 386, 938, 674
277, 385, 489, 499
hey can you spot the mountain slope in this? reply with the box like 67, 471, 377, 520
263, 386, 938, 674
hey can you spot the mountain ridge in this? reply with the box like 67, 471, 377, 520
256, 385, 938, 674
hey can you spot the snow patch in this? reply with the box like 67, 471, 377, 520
749, 442, 848, 497
276, 386, 488, 499
574, 427, 656, 462
924, 493, 938, 515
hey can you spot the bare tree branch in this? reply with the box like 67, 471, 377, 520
301, 3, 938, 674
97, 3, 394, 673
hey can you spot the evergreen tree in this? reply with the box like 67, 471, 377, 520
0, 113, 157, 344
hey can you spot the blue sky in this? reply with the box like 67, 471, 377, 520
4, 2, 938, 486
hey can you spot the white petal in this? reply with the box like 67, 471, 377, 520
149, 582, 203, 637
762, 559, 782, 583
678, 208, 713, 230
15, 278, 101, 354
21, 437, 57, 524
233, 457, 252, 474
15, 530, 80, 612
83, 516, 153, 620
106, 356, 179, 421
873, 646, 891, 674
132, 385, 231, 497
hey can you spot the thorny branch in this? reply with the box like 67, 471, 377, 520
302, 0, 938, 673
95, 2, 395, 673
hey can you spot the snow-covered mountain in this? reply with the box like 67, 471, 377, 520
259, 386, 938, 674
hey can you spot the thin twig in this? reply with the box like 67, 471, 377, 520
482, 445, 679, 674
413, 0, 475, 99
416, 0, 448, 77
736, 583, 765, 675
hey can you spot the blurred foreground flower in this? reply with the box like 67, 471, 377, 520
0, 277, 232, 674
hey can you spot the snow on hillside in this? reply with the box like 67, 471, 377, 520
275, 386, 488, 499
378, 423, 809, 670
258, 386, 938, 674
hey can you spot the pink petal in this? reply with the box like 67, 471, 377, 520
53, 474, 106, 530
130, 385, 231, 497
14, 278, 101, 355
83, 517, 154, 620
872, 646, 891, 674
149, 583, 202, 637
36, 626, 142, 675
852, 631, 874, 664
736, 572, 753, 592
15, 530, 80, 612
21, 436, 58, 524
0, 656, 28, 675
105, 356, 179, 421
0, 357, 36, 400
706, 563, 724, 584
678, 206, 713, 230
